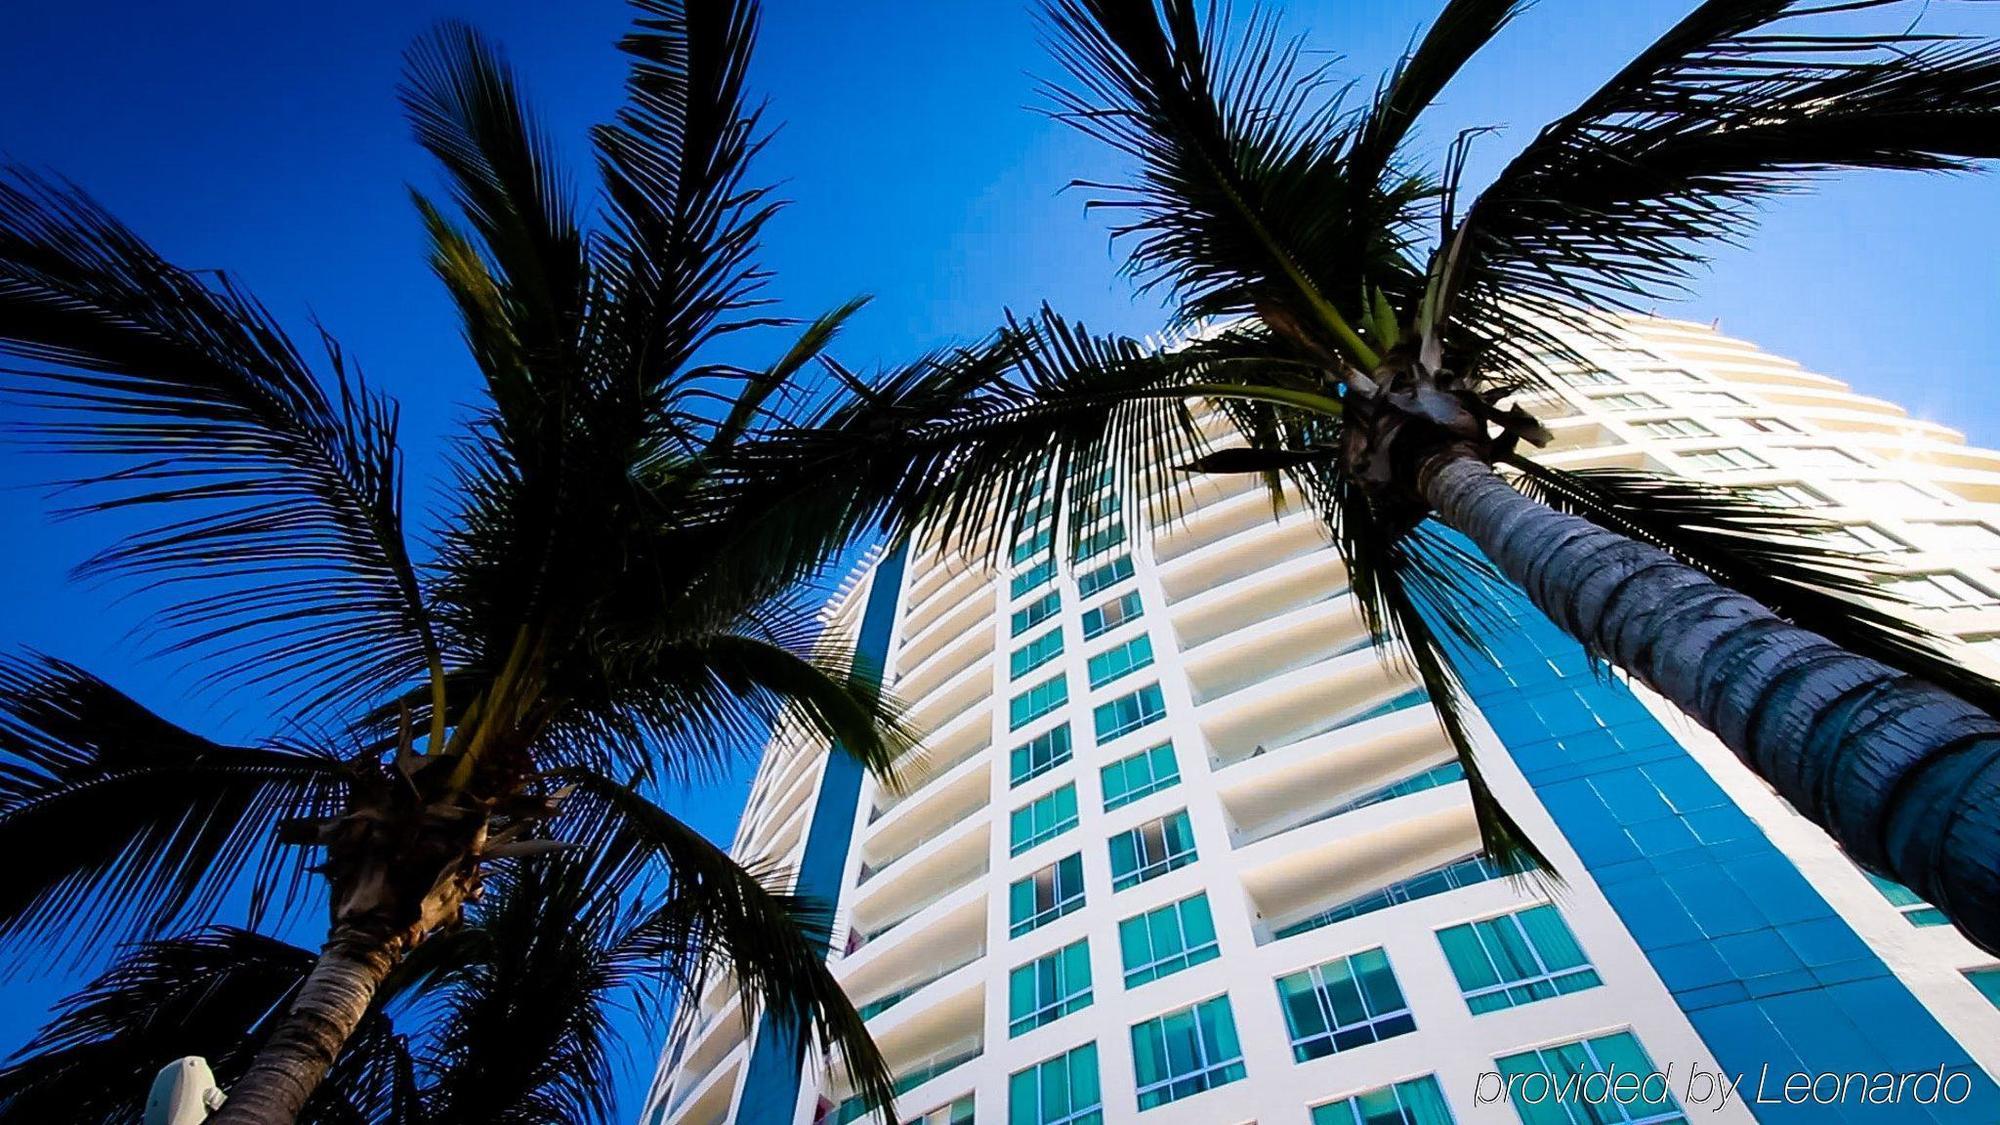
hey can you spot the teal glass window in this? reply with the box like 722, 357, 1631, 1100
1865, 871, 1950, 926
1010, 674, 1069, 731
1012, 559, 1058, 600
1101, 742, 1179, 811
1495, 1031, 1687, 1125
1010, 854, 1086, 937
1013, 591, 1061, 637
1274, 853, 1525, 939
1010, 725, 1073, 788
1077, 554, 1134, 597
1086, 634, 1154, 690
1437, 904, 1601, 1014
1276, 948, 1417, 1061
1013, 524, 1054, 565
1130, 995, 1246, 1110
905, 1094, 976, 1125
1094, 683, 1165, 743
1008, 1043, 1102, 1125
1109, 809, 1196, 891
1119, 892, 1219, 988
1969, 966, 2000, 1009
1008, 939, 1094, 1036
1011, 628, 1065, 679
1011, 783, 1081, 855
1081, 590, 1142, 640
1311, 1075, 1455, 1125
1072, 521, 1126, 564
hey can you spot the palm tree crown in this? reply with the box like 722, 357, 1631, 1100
0, 0, 992, 1119
725, 0, 2000, 951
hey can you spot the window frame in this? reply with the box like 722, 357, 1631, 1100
1101, 742, 1180, 811
1009, 854, 1087, 938
1109, 809, 1198, 891
1276, 947, 1418, 1061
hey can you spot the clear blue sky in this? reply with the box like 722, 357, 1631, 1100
3, 1, 1998, 1118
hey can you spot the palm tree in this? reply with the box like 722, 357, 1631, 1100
725, 0, 2000, 953
0, 847, 706, 1124
0, 1, 950, 1119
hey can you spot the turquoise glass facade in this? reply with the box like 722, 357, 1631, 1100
1431, 544, 1996, 1122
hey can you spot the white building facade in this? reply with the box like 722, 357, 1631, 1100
644, 315, 2000, 1125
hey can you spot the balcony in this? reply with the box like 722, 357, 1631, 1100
1181, 596, 1371, 705
1216, 707, 1449, 846
898, 582, 994, 673
666, 1038, 745, 1125
1202, 654, 1426, 769
872, 707, 991, 818
899, 659, 992, 751
1151, 482, 1304, 565
842, 883, 985, 980
1237, 784, 1481, 944
1168, 549, 1347, 649
894, 623, 993, 707
904, 556, 993, 626
1156, 509, 1326, 603
848, 818, 989, 944
860, 758, 988, 878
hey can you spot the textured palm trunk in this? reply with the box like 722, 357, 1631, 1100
207, 925, 404, 1124
1419, 449, 2000, 954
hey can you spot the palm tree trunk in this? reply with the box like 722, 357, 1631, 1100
207, 925, 403, 1125
1418, 448, 2000, 954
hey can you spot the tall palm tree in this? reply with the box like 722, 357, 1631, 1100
0, 1, 956, 1119
724, 0, 2000, 953
0, 847, 704, 1124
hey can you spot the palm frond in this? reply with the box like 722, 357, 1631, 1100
1307, 473, 1554, 877
1434, 0, 2000, 340
548, 768, 898, 1120
1346, 0, 1529, 196
0, 928, 413, 1125
0, 169, 437, 713
708, 310, 1311, 581
528, 596, 915, 786
1039, 0, 1409, 364
418, 856, 641, 1125
593, 0, 779, 390
0, 655, 350, 971
0, 175, 440, 714
402, 21, 587, 407
1506, 459, 2000, 715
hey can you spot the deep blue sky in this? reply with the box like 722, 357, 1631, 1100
3, 0, 1999, 1118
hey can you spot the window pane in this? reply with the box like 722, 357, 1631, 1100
1010, 725, 1074, 787
1077, 554, 1135, 597
1011, 628, 1065, 679
1010, 674, 1069, 730
1495, 1031, 1686, 1125
1087, 634, 1155, 689
1110, 809, 1197, 891
1093, 683, 1166, 743
1277, 948, 1417, 1061
1013, 591, 1061, 637
1101, 742, 1179, 810
1131, 996, 1245, 1110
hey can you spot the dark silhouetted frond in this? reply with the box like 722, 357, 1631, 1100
0, 168, 437, 712
1436, 1, 2000, 340
0, 655, 350, 972
549, 768, 897, 1120
0, 927, 413, 1125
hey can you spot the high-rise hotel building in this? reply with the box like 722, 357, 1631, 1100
644, 316, 2000, 1125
